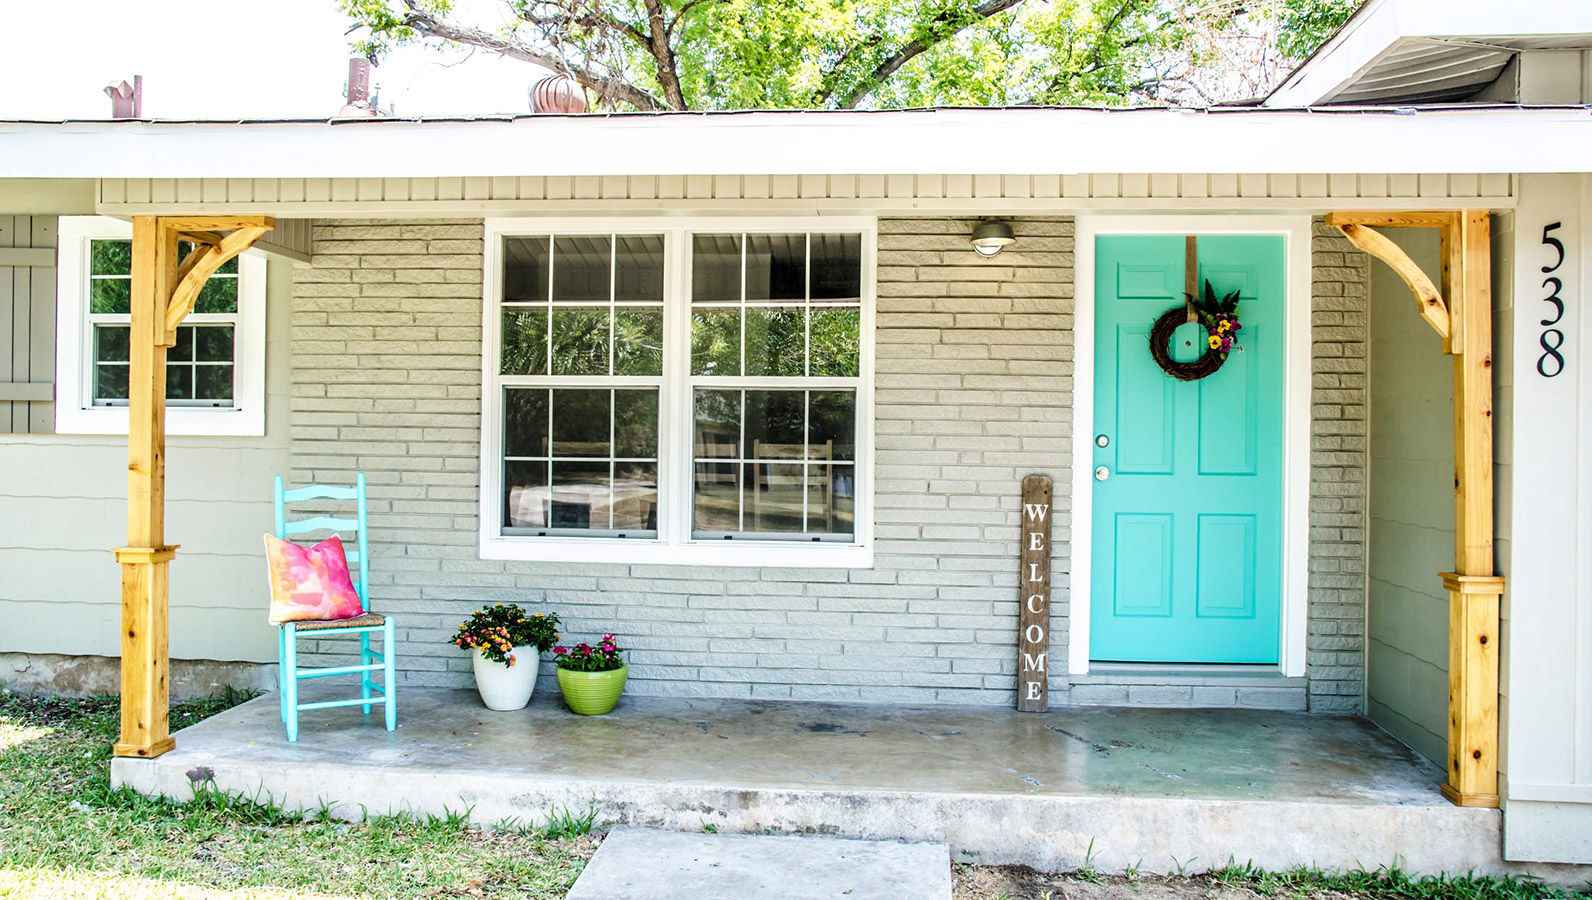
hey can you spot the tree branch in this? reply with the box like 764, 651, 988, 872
641, 0, 688, 109
834, 0, 1025, 109
401, 1, 666, 110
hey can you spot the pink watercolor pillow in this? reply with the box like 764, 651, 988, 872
263, 533, 365, 625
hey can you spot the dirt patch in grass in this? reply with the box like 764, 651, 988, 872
955, 864, 1590, 900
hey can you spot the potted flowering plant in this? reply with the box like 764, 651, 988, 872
451, 603, 560, 711
553, 633, 628, 715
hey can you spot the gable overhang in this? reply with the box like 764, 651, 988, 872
1267, 0, 1592, 107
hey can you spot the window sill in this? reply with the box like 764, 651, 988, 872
479, 535, 873, 568
54, 405, 265, 438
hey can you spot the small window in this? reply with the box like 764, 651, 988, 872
55, 217, 266, 436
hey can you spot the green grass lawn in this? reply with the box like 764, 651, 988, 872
0, 689, 593, 899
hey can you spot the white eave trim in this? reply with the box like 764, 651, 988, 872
2, 107, 1592, 179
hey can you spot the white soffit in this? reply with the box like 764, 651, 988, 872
1266, 0, 1592, 107
1, 107, 1591, 179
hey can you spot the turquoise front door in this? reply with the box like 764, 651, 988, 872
1090, 234, 1285, 664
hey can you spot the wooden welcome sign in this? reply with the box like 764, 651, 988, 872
1017, 474, 1052, 712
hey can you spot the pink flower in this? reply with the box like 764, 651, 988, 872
553, 646, 568, 656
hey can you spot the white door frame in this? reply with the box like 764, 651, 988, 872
1069, 215, 1313, 677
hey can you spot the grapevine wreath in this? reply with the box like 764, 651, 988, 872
1148, 279, 1243, 382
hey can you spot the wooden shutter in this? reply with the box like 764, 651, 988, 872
0, 215, 56, 434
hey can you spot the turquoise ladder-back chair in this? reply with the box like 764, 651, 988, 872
273, 473, 396, 742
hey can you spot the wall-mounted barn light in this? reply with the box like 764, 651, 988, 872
970, 219, 1016, 258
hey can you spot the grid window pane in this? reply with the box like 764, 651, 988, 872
90, 277, 130, 314
501, 308, 548, 375
613, 462, 660, 531
550, 307, 610, 376
692, 234, 741, 302
196, 365, 234, 401
503, 388, 550, 458
94, 325, 130, 363
808, 464, 856, 536
504, 460, 551, 528
503, 237, 550, 302
91, 240, 131, 276
552, 235, 611, 301
615, 235, 664, 302
614, 306, 663, 376
690, 306, 740, 376
810, 233, 862, 300
743, 463, 805, 533
95, 363, 129, 401
614, 389, 659, 458
194, 276, 238, 314
745, 390, 804, 452
693, 389, 740, 458
744, 307, 804, 377
196, 326, 234, 362
166, 366, 194, 401
744, 234, 805, 301
552, 388, 610, 457
693, 462, 741, 532
809, 307, 860, 377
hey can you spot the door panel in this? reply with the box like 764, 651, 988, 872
1090, 234, 1284, 664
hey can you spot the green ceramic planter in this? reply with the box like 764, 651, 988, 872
556, 666, 628, 715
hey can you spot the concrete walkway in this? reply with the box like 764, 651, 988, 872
566, 828, 950, 899
111, 687, 1577, 881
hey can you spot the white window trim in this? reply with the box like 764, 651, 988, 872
54, 216, 267, 437
479, 215, 876, 568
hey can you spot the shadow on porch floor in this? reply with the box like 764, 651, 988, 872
112, 687, 1518, 879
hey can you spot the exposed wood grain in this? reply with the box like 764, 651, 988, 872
1334, 222, 1451, 340
116, 216, 273, 760
1017, 474, 1053, 713
1442, 210, 1500, 808
1324, 210, 1462, 229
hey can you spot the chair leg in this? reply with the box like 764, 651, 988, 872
383, 617, 397, 732
277, 626, 288, 723
284, 623, 299, 743
360, 631, 373, 715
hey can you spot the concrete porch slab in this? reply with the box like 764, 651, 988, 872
565, 828, 950, 899
110, 687, 1586, 883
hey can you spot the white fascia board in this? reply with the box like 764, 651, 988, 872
2, 107, 1592, 179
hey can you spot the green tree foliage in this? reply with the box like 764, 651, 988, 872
341, 0, 1365, 110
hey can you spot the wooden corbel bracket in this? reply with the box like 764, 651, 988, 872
157, 216, 274, 346
1325, 211, 1454, 344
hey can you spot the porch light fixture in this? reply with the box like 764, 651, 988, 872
970, 219, 1016, 257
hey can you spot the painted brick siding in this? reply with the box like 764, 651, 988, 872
1308, 220, 1371, 713
289, 217, 1075, 705
287, 216, 1366, 709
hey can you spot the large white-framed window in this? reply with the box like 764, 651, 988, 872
54, 216, 267, 436
480, 217, 875, 567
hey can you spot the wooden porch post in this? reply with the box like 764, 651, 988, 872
113, 215, 273, 759
1440, 210, 1504, 808
1325, 209, 1503, 808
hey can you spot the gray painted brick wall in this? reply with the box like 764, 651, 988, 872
288, 216, 1366, 710
1308, 220, 1371, 713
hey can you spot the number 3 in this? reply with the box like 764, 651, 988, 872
1539, 223, 1567, 378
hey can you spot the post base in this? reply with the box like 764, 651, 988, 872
1440, 782, 1500, 808
114, 737, 176, 759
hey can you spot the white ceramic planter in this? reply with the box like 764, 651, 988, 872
471, 649, 538, 711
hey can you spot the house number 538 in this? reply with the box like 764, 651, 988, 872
1539, 222, 1566, 378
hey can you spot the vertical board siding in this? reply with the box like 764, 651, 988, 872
0, 215, 57, 434
1308, 219, 1372, 712
97, 175, 1515, 212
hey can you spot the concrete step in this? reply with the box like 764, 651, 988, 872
567, 828, 950, 900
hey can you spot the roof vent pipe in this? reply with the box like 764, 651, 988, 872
104, 76, 143, 119
339, 59, 379, 117
530, 75, 586, 114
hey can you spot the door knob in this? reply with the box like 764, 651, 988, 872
1095, 434, 1110, 448
1094, 466, 1111, 482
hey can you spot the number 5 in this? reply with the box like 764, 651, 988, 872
1542, 222, 1564, 273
